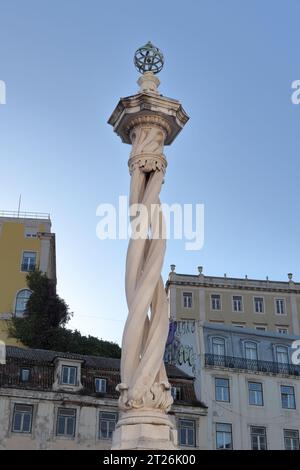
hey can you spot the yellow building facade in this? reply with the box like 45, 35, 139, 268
167, 267, 300, 335
0, 211, 56, 346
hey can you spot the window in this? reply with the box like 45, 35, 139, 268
99, 412, 117, 440
20, 368, 30, 383
281, 386, 296, 409
15, 289, 31, 317
248, 382, 263, 406
56, 408, 76, 437
232, 295, 243, 312
61, 366, 77, 386
254, 297, 264, 313
233, 324, 244, 328
25, 227, 38, 238
12, 405, 33, 433
255, 326, 267, 332
95, 377, 107, 393
211, 294, 221, 310
179, 419, 196, 447
284, 429, 300, 450
276, 346, 289, 364
182, 292, 193, 308
215, 378, 230, 402
277, 328, 288, 335
216, 423, 233, 449
250, 426, 267, 450
171, 386, 182, 401
276, 299, 286, 315
21, 252, 37, 272
244, 342, 258, 361
212, 337, 225, 356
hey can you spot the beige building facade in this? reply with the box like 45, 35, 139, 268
167, 268, 300, 335
0, 346, 207, 450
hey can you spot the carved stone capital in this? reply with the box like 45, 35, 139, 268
127, 115, 172, 141
126, 116, 168, 175
116, 381, 173, 412
128, 154, 167, 175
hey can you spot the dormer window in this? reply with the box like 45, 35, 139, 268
53, 358, 83, 392
171, 386, 182, 401
20, 368, 30, 382
95, 377, 107, 393
61, 366, 77, 386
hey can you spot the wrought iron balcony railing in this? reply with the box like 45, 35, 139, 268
205, 353, 300, 377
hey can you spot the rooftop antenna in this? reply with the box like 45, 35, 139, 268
17, 194, 22, 217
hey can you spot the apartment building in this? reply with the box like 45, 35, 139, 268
167, 267, 300, 335
0, 210, 56, 345
0, 346, 207, 450
165, 319, 300, 449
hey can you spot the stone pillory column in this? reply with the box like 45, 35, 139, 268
108, 42, 189, 450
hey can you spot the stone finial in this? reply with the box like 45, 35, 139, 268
198, 266, 203, 275
138, 71, 160, 94
170, 264, 176, 273
288, 273, 293, 281
245, 275, 248, 279
224, 273, 227, 278
266, 276, 269, 281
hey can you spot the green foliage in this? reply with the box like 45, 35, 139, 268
47, 328, 121, 358
10, 271, 121, 358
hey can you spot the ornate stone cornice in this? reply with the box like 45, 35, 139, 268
108, 92, 189, 145
166, 279, 300, 294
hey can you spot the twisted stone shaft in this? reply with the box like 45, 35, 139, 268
118, 121, 172, 411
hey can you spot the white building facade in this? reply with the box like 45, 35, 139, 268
165, 320, 300, 450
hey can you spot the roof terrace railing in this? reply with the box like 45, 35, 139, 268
0, 210, 50, 220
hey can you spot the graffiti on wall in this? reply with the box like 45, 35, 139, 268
164, 320, 196, 375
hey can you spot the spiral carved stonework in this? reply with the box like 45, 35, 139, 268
108, 65, 189, 448
116, 118, 173, 413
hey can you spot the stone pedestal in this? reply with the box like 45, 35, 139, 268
112, 410, 177, 450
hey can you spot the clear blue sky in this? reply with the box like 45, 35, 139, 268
1, 0, 299, 345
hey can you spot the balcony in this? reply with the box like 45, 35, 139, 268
205, 353, 300, 377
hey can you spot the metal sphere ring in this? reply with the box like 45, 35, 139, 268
134, 41, 164, 75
